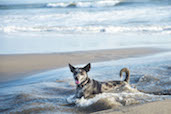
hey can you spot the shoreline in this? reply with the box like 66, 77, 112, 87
93, 99, 171, 114
0, 47, 163, 83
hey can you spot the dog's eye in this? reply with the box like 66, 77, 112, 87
80, 72, 84, 75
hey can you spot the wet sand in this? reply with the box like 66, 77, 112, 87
0, 47, 162, 83
93, 99, 171, 114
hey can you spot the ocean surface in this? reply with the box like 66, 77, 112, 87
0, 0, 171, 54
0, 0, 171, 113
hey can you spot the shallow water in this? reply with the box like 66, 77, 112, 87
1, 52, 171, 113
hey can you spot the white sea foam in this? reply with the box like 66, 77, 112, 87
47, 0, 121, 8
1, 25, 171, 34
66, 82, 170, 108
67, 91, 168, 108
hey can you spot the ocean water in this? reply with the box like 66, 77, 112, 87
0, 0, 171, 113
0, 0, 171, 54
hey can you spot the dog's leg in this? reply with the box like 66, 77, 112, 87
75, 90, 91, 99
83, 92, 91, 99
75, 88, 84, 98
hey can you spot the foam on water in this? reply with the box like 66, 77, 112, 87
1, 4, 171, 34
77, 92, 167, 106
1, 25, 171, 34
47, 0, 121, 8
0, 0, 122, 10
67, 91, 169, 113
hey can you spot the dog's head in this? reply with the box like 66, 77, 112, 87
69, 63, 91, 85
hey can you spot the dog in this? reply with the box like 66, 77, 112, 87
69, 63, 130, 99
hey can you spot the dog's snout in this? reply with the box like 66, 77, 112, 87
75, 77, 78, 80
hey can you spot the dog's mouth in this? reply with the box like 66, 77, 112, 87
75, 80, 80, 85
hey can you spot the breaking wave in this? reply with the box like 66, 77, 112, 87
1, 25, 171, 34
1, 0, 170, 10
0, 0, 121, 10
47, 0, 121, 8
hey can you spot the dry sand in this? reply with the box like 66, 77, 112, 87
93, 99, 171, 114
0, 47, 162, 82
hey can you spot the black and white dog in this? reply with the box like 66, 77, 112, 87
69, 63, 130, 99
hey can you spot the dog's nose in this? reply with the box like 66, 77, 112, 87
75, 77, 78, 80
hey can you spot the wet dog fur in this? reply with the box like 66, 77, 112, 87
69, 63, 130, 99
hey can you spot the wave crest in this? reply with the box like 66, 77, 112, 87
1, 25, 171, 34
47, 0, 121, 8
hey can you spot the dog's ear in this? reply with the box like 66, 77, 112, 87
83, 63, 91, 72
69, 64, 75, 73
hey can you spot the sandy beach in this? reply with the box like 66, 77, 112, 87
0, 47, 162, 83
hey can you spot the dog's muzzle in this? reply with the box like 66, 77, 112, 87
75, 80, 80, 84
75, 77, 80, 84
